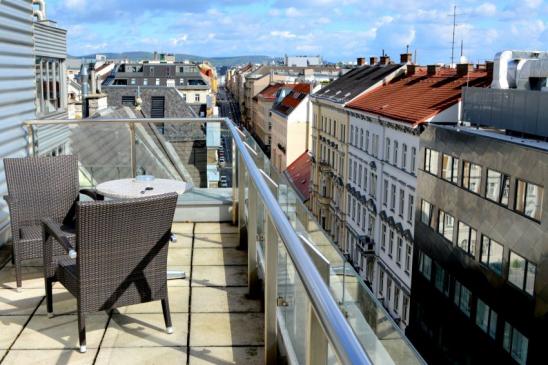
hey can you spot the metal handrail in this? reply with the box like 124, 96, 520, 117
25, 117, 371, 364
225, 119, 371, 364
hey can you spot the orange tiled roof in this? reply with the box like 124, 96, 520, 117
347, 68, 491, 125
257, 83, 297, 101
272, 83, 312, 116
285, 151, 311, 201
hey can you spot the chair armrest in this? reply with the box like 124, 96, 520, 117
42, 218, 77, 259
79, 189, 104, 201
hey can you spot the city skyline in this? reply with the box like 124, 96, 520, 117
49, 0, 547, 64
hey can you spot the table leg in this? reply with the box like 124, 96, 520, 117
168, 234, 185, 280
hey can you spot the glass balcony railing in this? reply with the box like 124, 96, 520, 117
24, 117, 425, 365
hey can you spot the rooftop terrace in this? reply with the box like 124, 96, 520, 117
0, 222, 264, 364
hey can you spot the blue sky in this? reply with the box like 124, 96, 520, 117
47, 0, 547, 64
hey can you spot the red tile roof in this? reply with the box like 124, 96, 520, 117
285, 151, 312, 202
256, 83, 297, 101
272, 83, 313, 116
347, 68, 491, 125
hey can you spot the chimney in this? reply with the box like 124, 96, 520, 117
457, 63, 474, 76
485, 61, 494, 77
400, 53, 413, 64
380, 55, 391, 65
357, 57, 366, 66
370, 57, 378, 65
407, 64, 421, 76
427, 65, 440, 76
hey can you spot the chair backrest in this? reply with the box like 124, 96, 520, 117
4, 156, 80, 227
75, 193, 178, 309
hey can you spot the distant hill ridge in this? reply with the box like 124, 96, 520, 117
68, 52, 279, 67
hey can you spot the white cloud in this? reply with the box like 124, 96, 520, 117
285, 7, 301, 17
475, 3, 497, 17
270, 30, 297, 39
66, 0, 87, 11
170, 34, 188, 46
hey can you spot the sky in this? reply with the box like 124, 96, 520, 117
47, 0, 548, 64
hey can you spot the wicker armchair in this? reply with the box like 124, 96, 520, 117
42, 193, 178, 353
3, 156, 101, 291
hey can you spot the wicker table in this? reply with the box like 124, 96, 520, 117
96, 178, 189, 280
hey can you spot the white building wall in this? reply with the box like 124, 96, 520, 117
347, 112, 420, 329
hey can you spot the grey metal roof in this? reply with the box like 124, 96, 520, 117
313, 64, 404, 104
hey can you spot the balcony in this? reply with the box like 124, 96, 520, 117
0, 117, 424, 364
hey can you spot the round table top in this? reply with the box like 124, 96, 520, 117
96, 178, 189, 199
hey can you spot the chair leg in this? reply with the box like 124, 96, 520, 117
78, 311, 87, 353
161, 298, 173, 334
14, 258, 22, 292
45, 278, 53, 317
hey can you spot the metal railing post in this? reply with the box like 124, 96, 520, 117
232, 136, 238, 225
238, 153, 246, 234
265, 216, 278, 364
247, 182, 260, 297
129, 122, 137, 178
27, 125, 36, 156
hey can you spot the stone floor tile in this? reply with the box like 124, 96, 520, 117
116, 287, 189, 314
0, 266, 45, 290
101, 313, 188, 348
191, 266, 247, 287
190, 313, 263, 347
0, 316, 28, 349
192, 248, 246, 266
1, 349, 97, 365
191, 287, 261, 313
95, 346, 187, 365
36, 289, 75, 315
167, 248, 192, 267
169, 233, 193, 249
189, 347, 264, 365
194, 223, 238, 234
11, 313, 109, 350
171, 223, 194, 235
193, 234, 240, 248
0, 288, 44, 315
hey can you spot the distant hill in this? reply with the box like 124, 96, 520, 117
68, 52, 280, 67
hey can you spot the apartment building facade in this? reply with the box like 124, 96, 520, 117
309, 61, 405, 246
408, 51, 548, 365
344, 64, 491, 329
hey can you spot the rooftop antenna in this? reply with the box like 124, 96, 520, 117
406, 45, 409, 54
449, 5, 463, 66
460, 39, 463, 58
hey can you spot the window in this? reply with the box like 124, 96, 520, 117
179, 78, 184, 85
480, 235, 504, 275
195, 94, 200, 102
370, 173, 377, 197
457, 222, 477, 256
143, 78, 148, 86
454, 281, 471, 317
150, 67, 154, 76
393, 141, 399, 165
360, 129, 364, 149
390, 184, 396, 211
388, 230, 394, 257
442, 154, 459, 184
396, 236, 403, 265
424, 148, 439, 175
508, 252, 536, 295
381, 224, 387, 251
386, 278, 392, 303
463, 161, 482, 194
365, 131, 370, 153
402, 296, 409, 323
358, 165, 362, 186
411, 147, 417, 173
121, 96, 135, 107
155, 78, 160, 86
434, 262, 450, 296
486, 169, 510, 206
402, 144, 408, 170
353, 161, 357, 183
438, 210, 455, 242
394, 286, 400, 313
379, 270, 384, 296
350, 126, 354, 145
385, 138, 391, 161
504, 323, 529, 365
418, 251, 432, 280
399, 189, 405, 217
515, 179, 543, 221
130, 78, 136, 85
421, 200, 433, 226
363, 168, 368, 193
476, 299, 497, 339
405, 243, 411, 274
383, 180, 389, 206
407, 195, 414, 223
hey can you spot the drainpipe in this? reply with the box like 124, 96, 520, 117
32, 0, 46, 21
